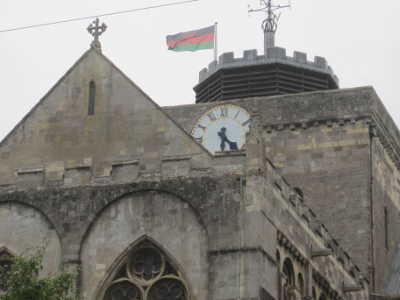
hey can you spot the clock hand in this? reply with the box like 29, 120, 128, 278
218, 127, 238, 151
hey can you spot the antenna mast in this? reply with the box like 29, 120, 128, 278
249, 0, 291, 55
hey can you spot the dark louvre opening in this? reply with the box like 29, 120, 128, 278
194, 64, 338, 103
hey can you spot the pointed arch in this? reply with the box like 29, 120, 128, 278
80, 191, 207, 300
97, 236, 190, 300
282, 258, 295, 300
79, 189, 208, 257
282, 258, 295, 286
0, 201, 62, 278
0, 200, 58, 234
0, 247, 15, 256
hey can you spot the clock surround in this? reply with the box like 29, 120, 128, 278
191, 104, 251, 154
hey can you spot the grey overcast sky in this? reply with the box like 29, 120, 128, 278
1, 0, 399, 141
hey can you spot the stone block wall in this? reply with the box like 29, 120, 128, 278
1, 45, 393, 300
263, 119, 371, 275
0, 49, 212, 188
80, 191, 208, 300
0, 202, 62, 277
0, 176, 273, 300
0, 161, 370, 300
164, 86, 400, 294
371, 136, 400, 291
245, 133, 370, 300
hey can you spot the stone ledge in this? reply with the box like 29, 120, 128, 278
214, 150, 246, 157
16, 167, 44, 175
111, 159, 139, 166
262, 115, 400, 173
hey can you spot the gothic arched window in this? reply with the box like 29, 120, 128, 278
297, 273, 304, 299
282, 258, 295, 300
103, 240, 188, 300
0, 248, 14, 293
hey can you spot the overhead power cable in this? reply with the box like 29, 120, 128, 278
0, 0, 200, 33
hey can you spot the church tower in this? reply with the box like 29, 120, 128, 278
194, 0, 338, 103
1, 5, 399, 300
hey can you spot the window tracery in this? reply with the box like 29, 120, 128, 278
103, 240, 188, 300
0, 248, 14, 293
282, 258, 296, 300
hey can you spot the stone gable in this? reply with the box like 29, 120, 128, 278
0, 49, 210, 187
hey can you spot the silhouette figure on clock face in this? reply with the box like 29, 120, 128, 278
218, 127, 238, 152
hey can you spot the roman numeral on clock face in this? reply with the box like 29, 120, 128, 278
207, 112, 217, 121
220, 107, 228, 117
242, 119, 251, 127
234, 110, 241, 119
191, 104, 251, 154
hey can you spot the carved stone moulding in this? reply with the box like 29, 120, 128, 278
102, 240, 189, 300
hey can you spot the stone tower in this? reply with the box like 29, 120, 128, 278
0, 16, 399, 300
194, 48, 338, 103
194, 0, 338, 104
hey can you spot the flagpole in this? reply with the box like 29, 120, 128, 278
214, 22, 218, 62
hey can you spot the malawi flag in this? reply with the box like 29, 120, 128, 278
167, 25, 215, 52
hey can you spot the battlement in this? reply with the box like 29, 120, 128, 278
198, 47, 339, 85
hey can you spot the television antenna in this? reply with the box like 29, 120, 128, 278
249, 0, 291, 54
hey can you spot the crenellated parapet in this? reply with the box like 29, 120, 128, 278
195, 47, 339, 103
199, 47, 339, 84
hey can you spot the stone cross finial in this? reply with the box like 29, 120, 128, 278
87, 18, 107, 52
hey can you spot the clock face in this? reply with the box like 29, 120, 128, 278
191, 104, 251, 154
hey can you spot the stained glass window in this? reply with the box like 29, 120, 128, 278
103, 241, 188, 300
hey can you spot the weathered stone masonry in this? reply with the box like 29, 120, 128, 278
1, 47, 395, 300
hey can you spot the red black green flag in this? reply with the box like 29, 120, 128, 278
166, 25, 215, 52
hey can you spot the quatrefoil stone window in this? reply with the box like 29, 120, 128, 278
105, 281, 142, 300
129, 247, 163, 283
103, 241, 188, 300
